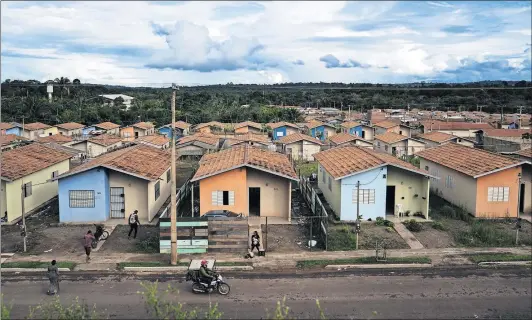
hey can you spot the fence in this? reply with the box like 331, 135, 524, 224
297, 175, 329, 251
159, 179, 191, 219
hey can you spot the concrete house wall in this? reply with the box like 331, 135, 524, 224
5, 127, 22, 136
88, 141, 122, 158
4, 160, 70, 222
199, 168, 247, 216
374, 125, 399, 136
340, 167, 387, 221
386, 166, 430, 218
284, 141, 321, 161
475, 166, 521, 218
108, 171, 149, 222
407, 139, 426, 155
1, 180, 7, 218
310, 126, 336, 141
420, 158, 478, 214
147, 168, 172, 221
58, 168, 110, 222
57, 127, 83, 136
247, 168, 291, 219
318, 164, 342, 216
43, 127, 58, 136
273, 126, 299, 140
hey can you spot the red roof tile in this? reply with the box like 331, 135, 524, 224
278, 133, 323, 145
234, 121, 263, 130
340, 121, 362, 129
328, 133, 363, 145
480, 129, 530, 138
0, 134, 29, 146
421, 121, 493, 131
267, 121, 299, 129
0, 122, 15, 130
88, 134, 123, 147
374, 120, 400, 129
135, 134, 170, 146
36, 134, 73, 144
417, 131, 457, 143
55, 122, 85, 130
24, 122, 51, 131
375, 132, 408, 144
94, 122, 120, 130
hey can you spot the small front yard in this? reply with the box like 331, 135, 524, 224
466, 253, 532, 264
296, 256, 431, 269
1, 261, 77, 269
263, 225, 308, 253
328, 222, 409, 251
99, 225, 160, 254
411, 195, 532, 248
295, 161, 318, 177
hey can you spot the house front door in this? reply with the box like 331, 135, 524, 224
110, 187, 125, 218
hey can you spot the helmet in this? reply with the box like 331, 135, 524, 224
201, 260, 208, 266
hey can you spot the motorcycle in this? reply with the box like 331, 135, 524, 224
186, 260, 230, 295
91, 224, 109, 248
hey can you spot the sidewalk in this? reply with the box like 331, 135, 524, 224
3, 246, 530, 270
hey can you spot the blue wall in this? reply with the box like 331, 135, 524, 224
58, 168, 110, 222
159, 127, 172, 138
310, 126, 326, 141
348, 126, 363, 137
340, 166, 388, 221
272, 126, 287, 140
5, 127, 21, 136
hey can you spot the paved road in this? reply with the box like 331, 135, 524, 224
2, 267, 531, 319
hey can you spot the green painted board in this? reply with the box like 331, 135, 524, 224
160, 240, 208, 247
160, 221, 208, 227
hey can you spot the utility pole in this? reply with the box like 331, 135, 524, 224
516, 173, 522, 245
170, 84, 178, 265
355, 181, 360, 250
20, 180, 27, 252
518, 106, 523, 129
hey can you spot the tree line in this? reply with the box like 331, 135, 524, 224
1, 78, 530, 127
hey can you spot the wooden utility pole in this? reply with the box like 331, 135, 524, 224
355, 181, 360, 250
20, 180, 27, 252
170, 84, 178, 265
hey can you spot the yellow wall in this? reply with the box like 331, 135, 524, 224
247, 168, 291, 218
43, 127, 58, 136
386, 166, 430, 218
318, 164, 342, 215
147, 168, 171, 221
108, 171, 148, 222
476, 166, 521, 218
199, 168, 247, 215
5, 160, 70, 222
57, 127, 83, 136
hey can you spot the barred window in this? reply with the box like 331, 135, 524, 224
155, 181, 161, 200
166, 170, 171, 183
23, 182, 32, 198
352, 189, 376, 204
488, 187, 509, 202
69, 190, 95, 208
51, 171, 59, 179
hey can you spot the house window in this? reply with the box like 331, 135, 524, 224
155, 181, 160, 200
211, 191, 235, 206
488, 187, 509, 202
322, 169, 326, 182
352, 189, 376, 204
51, 171, 59, 179
166, 170, 171, 183
445, 175, 454, 189
23, 182, 32, 198
385, 145, 389, 151
399, 130, 403, 135
328, 176, 332, 191
425, 166, 429, 171
69, 190, 95, 208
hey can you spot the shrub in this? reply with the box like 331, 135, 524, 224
413, 211, 424, 218
404, 219, 422, 232
431, 221, 446, 231
404, 210, 411, 217
385, 227, 394, 233
383, 220, 394, 227
456, 220, 514, 247
440, 205, 456, 218
375, 217, 385, 226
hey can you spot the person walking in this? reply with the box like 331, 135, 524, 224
250, 231, 260, 253
84, 230, 95, 263
128, 210, 140, 239
47, 260, 59, 295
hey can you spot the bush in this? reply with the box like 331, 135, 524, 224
440, 205, 456, 218
385, 227, 394, 233
375, 217, 385, 226
383, 220, 394, 227
456, 221, 514, 247
431, 221, 446, 231
404, 219, 422, 232
413, 211, 424, 218
328, 226, 357, 251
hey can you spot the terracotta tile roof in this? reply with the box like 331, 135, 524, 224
234, 121, 263, 130
514, 148, 531, 159
375, 132, 408, 144
88, 134, 123, 147
417, 131, 457, 143
0, 122, 15, 130
24, 122, 51, 131
135, 134, 170, 146
169, 121, 191, 130
374, 120, 400, 129
416, 143, 523, 178
55, 122, 85, 130
305, 121, 334, 129
278, 133, 323, 145
177, 133, 219, 147
58, 145, 170, 181
267, 121, 299, 129
191, 145, 297, 181
94, 122, 120, 130
39, 142, 81, 156
0, 134, 29, 146
421, 121, 493, 131
36, 134, 73, 144
132, 122, 155, 130
314, 146, 429, 180
194, 121, 225, 130
327, 133, 362, 145
1, 143, 73, 181
479, 129, 530, 138
341, 121, 362, 129
225, 134, 270, 146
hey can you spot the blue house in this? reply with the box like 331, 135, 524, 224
268, 122, 300, 140
5, 123, 22, 136
306, 121, 337, 141
340, 121, 375, 140
314, 146, 436, 221
158, 121, 191, 139
55, 145, 172, 223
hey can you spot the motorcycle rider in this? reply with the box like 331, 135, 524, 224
199, 259, 215, 291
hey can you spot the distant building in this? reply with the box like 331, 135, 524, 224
158, 121, 191, 139
54, 122, 85, 136
266, 122, 300, 141
99, 94, 134, 110
277, 133, 323, 161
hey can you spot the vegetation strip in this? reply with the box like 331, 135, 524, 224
296, 256, 431, 269
118, 261, 251, 269
466, 253, 532, 263
1, 261, 76, 270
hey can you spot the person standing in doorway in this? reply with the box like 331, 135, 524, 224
128, 210, 140, 239
84, 230, 95, 263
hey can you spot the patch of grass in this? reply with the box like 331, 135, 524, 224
296, 256, 432, 268
117, 261, 189, 269
296, 162, 318, 177
215, 262, 252, 266
327, 225, 357, 251
403, 219, 422, 232
1, 261, 76, 270
456, 220, 515, 247
135, 232, 160, 253
431, 221, 446, 231
466, 253, 532, 263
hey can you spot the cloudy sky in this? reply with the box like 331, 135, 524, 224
1, 1, 530, 86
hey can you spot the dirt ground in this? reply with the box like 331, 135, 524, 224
263, 224, 308, 253
413, 226, 456, 248
1, 201, 91, 255
98, 225, 160, 254
357, 223, 409, 250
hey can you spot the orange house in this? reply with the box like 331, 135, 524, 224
120, 127, 135, 142
190, 145, 297, 220
418, 143, 527, 218
234, 121, 263, 134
